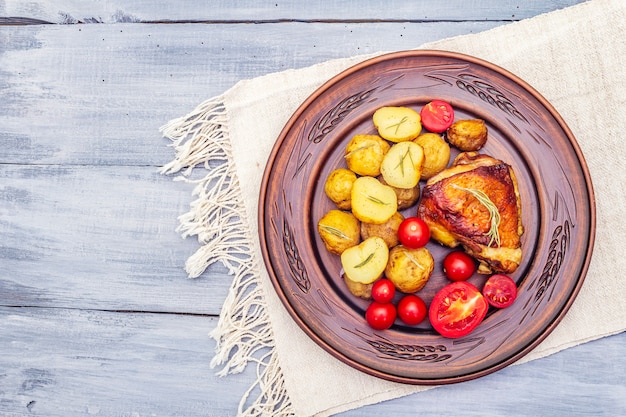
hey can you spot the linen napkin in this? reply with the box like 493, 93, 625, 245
160, 0, 626, 415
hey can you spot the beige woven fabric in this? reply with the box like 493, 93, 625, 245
162, 0, 626, 415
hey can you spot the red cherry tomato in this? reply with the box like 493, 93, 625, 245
371, 278, 396, 304
483, 274, 518, 308
429, 281, 488, 338
420, 100, 455, 133
442, 251, 476, 281
397, 217, 430, 249
365, 302, 396, 330
397, 294, 427, 325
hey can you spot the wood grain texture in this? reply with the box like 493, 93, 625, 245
1, 0, 623, 416
0, 164, 234, 314
1, 1, 585, 23
0, 306, 623, 416
0, 307, 253, 416
0, 21, 507, 166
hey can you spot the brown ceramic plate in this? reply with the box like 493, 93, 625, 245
259, 50, 595, 384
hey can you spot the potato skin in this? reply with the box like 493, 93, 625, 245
446, 119, 488, 151
317, 210, 361, 255
344, 134, 390, 177
378, 176, 420, 210
414, 132, 451, 179
343, 274, 373, 300
360, 211, 404, 249
384, 246, 434, 293
324, 168, 357, 210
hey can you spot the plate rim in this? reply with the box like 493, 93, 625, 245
258, 49, 596, 384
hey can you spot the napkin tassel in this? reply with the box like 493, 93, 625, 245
160, 96, 295, 417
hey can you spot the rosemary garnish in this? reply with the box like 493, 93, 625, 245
388, 116, 408, 134
354, 252, 375, 268
394, 147, 414, 177
451, 184, 501, 247
344, 143, 374, 158
319, 224, 350, 240
403, 250, 425, 270
361, 192, 389, 206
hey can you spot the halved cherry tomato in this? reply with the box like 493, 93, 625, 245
397, 217, 430, 249
365, 302, 396, 330
429, 281, 488, 338
397, 294, 427, 325
371, 278, 395, 304
442, 251, 476, 281
483, 274, 517, 308
420, 100, 454, 133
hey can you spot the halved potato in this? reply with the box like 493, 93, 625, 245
414, 132, 451, 180
344, 134, 390, 177
351, 176, 398, 224
373, 106, 422, 142
341, 236, 389, 284
385, 245, 434, 293
380, 141, 425, 189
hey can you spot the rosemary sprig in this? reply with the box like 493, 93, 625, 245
451, 184, 501, 247
361, 192, 389, 206
403, 250, 425, 270
318, 224, 350, 240
354, 252, 375, 268
344, 143, 374, 158
394, 147, 414, 177
387, 116, 408, 134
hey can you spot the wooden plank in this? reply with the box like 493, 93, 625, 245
0, 21, 506, 166
0, 305, 623, 417
1, 1, 586, 24
0, 164, 233, 314
0, 306, 254, 416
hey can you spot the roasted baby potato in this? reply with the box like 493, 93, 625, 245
351, 176, 398, 224
414, 132, 451, 179
373, 106, 422, 142
360, 211, 404, 249
343, 274, 373, 300
379, 176, 420, 210
341, 236, 389, 285
324, 168, 357, 210
380, 141, 425, 189
446, 119, 488, 151
317, 209, 361, 255
385, 245, 434, 293
344, 134, 390, 177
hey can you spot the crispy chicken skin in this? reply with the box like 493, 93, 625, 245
418, 152, 523, 274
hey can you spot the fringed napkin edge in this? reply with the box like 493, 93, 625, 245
159, 94, 295, 417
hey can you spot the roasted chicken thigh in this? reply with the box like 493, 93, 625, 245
417, 152, 523, 274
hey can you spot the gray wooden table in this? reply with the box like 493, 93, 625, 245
1, 1, 624, 416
